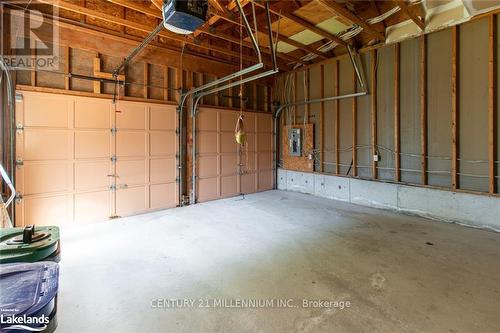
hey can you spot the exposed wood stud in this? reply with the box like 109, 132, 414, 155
371, 50, 378, 180
335, 60, 340, 175
144, 63, 149, 99
394, 43, 401, 182
305, 68, 310, 124
93, 54, 101, 94
163, 66, 168, 101
420, 35, 428, 185
489, 14, 496, 194
31, 49, 36, 86
252, 84, 256, 111
64, 46, 70, 90
320, 65, 325, 173
294, 72, 298, 124
451, 26, 458, 191
352, 67, 357, 177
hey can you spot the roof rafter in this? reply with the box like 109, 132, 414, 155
37, 0, 281, 67
394, 0, 425, 31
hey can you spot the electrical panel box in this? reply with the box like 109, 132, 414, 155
288, 128, 302, 157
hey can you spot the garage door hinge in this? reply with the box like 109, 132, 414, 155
16, 123, 24, 132
175, 128, 180, 135
15, 92, 23, 102
15, 158, 23, 168
15, 193, 23, 203
109, 185, 116, 191
110, 127, 118, 135
110, 155, 117, 162
175, 177, 180, 183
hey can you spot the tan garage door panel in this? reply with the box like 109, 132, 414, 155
199, 155, 218, 178
116, 132, 146, 157
15, 91, 179, 226
198, 132, 218, 154
150, 158, 176, 183
150, 132, 176, 156
116, 186, 147, 216
75, 161, 111, 191
74, 191, 111, 223
258, 170, 273, 191
24, 96, 71, 128
196, 107, 273, 202
75, 100, 111, 129
116, 101, 146, 129
75, 131, 111, 159
241, 173, 257, 194
23, 162, 72, 195
198, 177, 219, 202
23, 130, 72, 160
150, 105, 176, 131
221, 175, 238, 197
23, 195, 73, 227
150, 183, 176, 209
116, 160, 146, 187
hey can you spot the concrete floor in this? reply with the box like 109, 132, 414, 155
58, 190, 500, 333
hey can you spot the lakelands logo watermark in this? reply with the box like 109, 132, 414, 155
0, 314, 49, 332
1, 1, 60, 70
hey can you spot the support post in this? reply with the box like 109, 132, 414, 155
420, 35, 428, 185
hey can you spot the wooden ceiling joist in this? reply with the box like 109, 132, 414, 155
394, 0, 425, 31
253, 1, 348, 47
37, 0, 281, 67
316, 0, 386, 41
107, 0, 303, 64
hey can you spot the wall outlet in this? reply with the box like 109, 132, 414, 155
373, 153, 380, 162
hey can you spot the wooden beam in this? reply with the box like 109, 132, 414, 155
489, 14, 496, 194
144, 63, 149, 99
352, 67, 357, 177
294, 72, 298, 124
335, 60, 340, 175
394, 0, 425, 31
31, 49, 36, 86
37, 0, 274, 66
317, 0, 385, 41
371, 49, 378, 180
451, 26, 458, 190
420, 35, 428, 185
253, 2, 348, 47
320, 64, 325, 173
64, 46, 70, 90
394, 43, 400, 182
163, 66, 168, 101
93, 55, 101, 94
107, 0, 161, 18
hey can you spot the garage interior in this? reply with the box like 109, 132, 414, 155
1, 0, 500, 332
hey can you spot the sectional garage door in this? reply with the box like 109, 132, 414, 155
15, 90, 178, 226
196, 107, 273, 202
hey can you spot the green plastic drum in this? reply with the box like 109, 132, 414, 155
0, 226, 60, 263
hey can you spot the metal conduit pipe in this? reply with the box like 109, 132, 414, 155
188, 0, 279, 204
272, 49, 368, 189
0, 59, 16, 224
179, 0, 276, 205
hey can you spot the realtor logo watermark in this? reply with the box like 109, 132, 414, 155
1, 1, 60, 70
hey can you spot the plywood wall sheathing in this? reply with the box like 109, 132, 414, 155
282, 124, 314, 172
